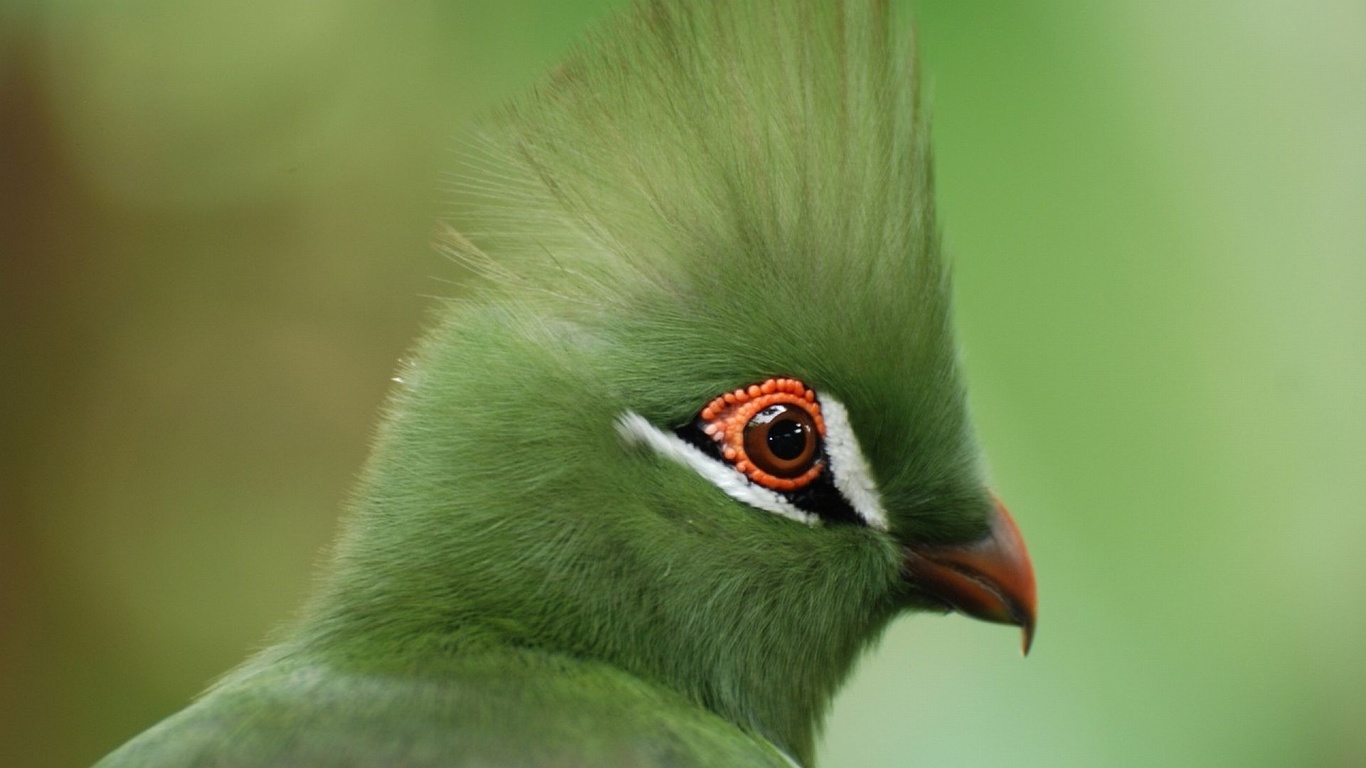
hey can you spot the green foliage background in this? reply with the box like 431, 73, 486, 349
2, 1, 1362, 766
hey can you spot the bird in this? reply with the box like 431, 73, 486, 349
95, 1, 1036, 766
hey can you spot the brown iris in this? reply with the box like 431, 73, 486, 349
743, 404, 817, 478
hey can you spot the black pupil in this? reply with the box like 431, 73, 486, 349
766, 418, 808, 460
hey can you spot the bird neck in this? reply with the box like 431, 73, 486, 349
284, 524, 901, 766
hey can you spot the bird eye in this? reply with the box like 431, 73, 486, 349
698, 378, 826, 492
745, 404, 817, 477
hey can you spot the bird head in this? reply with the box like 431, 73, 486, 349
310, 1, 1035, 763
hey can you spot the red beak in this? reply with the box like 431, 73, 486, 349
902, 496, 1038, 654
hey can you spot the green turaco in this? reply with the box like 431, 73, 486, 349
96, 1, 1036, 766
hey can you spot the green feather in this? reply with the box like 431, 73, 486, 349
96, 1, 998, 766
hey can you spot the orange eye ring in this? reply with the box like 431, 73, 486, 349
698, 377, 826, 492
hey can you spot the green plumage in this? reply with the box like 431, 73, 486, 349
96, 1, 1009, 766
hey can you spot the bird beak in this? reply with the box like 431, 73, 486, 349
901, 496, 1038, 654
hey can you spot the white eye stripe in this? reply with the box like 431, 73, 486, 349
616, 412, 817, 526
615, 394, 887, 531
815, 396, 889, 531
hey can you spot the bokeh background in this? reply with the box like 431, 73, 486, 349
3, 1, 1362, 766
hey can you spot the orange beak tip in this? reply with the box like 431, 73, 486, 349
902, 496, 1038, 655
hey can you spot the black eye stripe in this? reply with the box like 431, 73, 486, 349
674, 419, 863, 526
781, 472, 862, 526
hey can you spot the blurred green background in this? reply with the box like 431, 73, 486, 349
2, 1, 1362, 766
